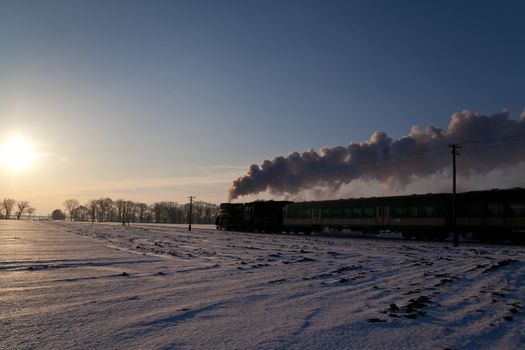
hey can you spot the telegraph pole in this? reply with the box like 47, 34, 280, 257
188, 196, 195, 231
449, 144, 461, 247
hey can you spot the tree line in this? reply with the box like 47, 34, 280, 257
0, 198, 36, 220
56, 198, 219, 225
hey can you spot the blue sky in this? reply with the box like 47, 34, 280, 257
0, 0, 524, 213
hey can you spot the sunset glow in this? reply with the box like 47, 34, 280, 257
1, 136, 36, 171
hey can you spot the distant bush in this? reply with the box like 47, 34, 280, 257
51, 209, 66, 220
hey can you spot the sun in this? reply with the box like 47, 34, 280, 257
1, 136, 36, 171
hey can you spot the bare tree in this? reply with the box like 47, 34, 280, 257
75, 205, 89, 221
115, 199, 125, 222
96, 198, 114, 222
16, 201, 30, 219
136, 202, 149, 223
151, 202, 166, 223
122, 200, 136, 226
87, 200, 98, 223
147, 204, 155, 222
27, 207, 36, 220
2, 198, 16, 219
61, 197, 218, 224
63, 199, 80, 221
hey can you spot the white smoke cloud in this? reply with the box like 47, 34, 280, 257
229, 109, 525, 200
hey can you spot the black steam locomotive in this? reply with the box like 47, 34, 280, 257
216, 188, 525, 243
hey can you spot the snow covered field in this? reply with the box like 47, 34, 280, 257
1, 220, 524, 349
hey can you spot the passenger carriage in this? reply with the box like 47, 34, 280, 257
218, 188, 525, 243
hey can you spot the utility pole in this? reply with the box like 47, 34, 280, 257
449, 144, 461, 247
188, 196, 195, 232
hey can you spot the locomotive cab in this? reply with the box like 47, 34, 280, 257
216, 203, 245, 230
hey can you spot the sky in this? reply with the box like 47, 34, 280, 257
0, 0, 524, 214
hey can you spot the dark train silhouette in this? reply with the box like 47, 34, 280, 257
216, 188, 525, 243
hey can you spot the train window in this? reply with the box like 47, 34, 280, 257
487, 203, 503, 216
343, 208, 352, 218
420, 206, 434, 217
288, 208, 312, 219
322, 209, 340, 218
509, 203, 525, 216
364, 208, 375, 217
407, 206, 418, 217
392, 206, 405, 217
352, 208, 363, 217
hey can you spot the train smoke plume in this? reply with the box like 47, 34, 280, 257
229, 109, 525, 201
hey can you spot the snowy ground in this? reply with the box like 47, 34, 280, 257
1, 220, 524, 349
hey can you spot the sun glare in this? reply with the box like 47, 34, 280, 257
1, 136, 36, 171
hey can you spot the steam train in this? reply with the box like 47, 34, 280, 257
215, 188, 525, 243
